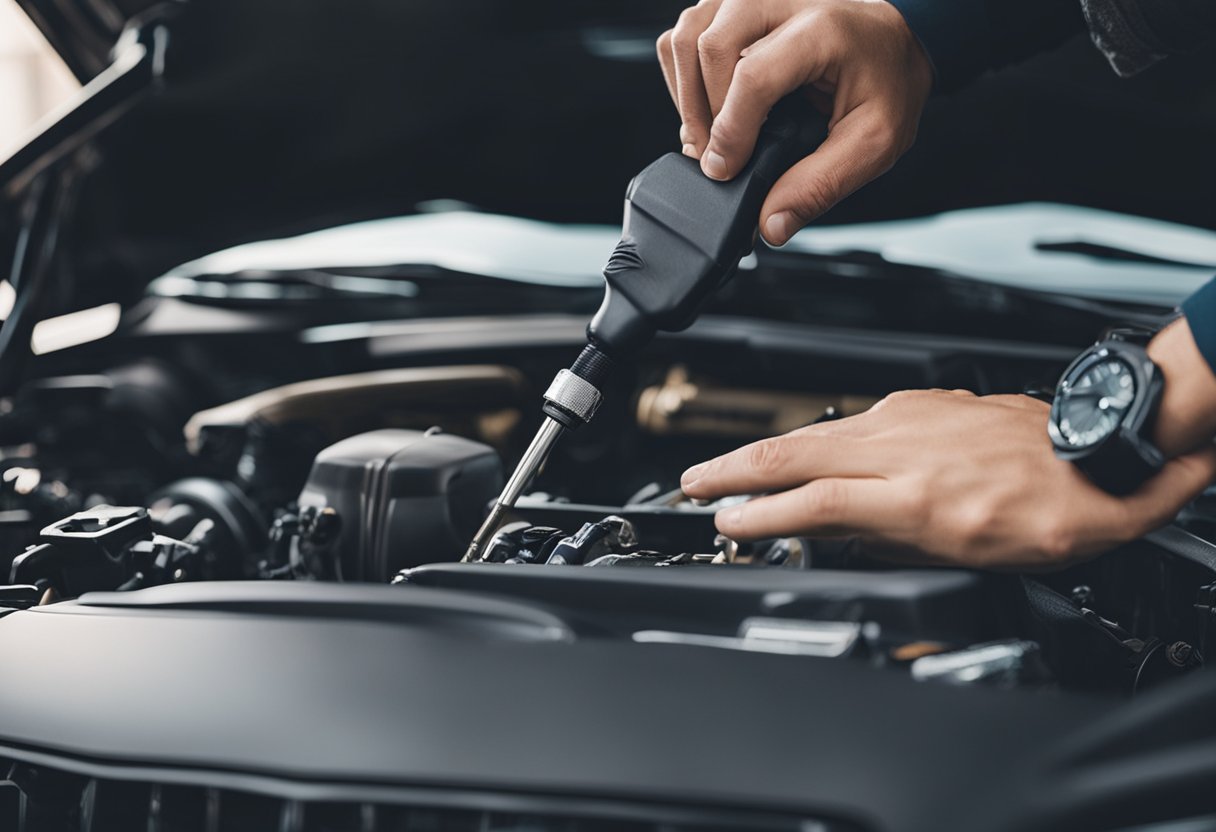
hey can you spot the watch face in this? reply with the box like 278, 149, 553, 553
1051, 355, 1137, 450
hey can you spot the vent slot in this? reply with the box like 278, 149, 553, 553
1, 769, 855, 832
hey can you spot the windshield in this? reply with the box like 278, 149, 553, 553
151, 202, 1216, 307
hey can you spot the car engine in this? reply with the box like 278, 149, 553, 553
3, 346, 1213, 699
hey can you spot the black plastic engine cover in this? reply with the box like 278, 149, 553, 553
298, 429, 502, 579
402, 562, 1003, 646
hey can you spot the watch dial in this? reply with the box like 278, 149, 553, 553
1053, 357, 1137, 449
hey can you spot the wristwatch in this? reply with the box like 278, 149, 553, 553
1047, 330, 1165, 495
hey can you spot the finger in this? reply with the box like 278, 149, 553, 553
681, 429, 878, 500
1120, 445, 1216, 537
670, 1, 719, 157
697, 0, 771, 117
656, 30, 679, 107
759, 104, 902, 245
700, 22, 812, 181
715, 478, 891, 540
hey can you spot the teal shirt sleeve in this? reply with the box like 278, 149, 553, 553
1181, 277, 1216, 376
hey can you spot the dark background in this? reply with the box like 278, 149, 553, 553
15, 0, 1216, 309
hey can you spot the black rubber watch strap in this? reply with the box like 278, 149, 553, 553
1074, 430, 1164, 495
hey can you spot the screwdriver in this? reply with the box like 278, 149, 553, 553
462, 97, 828, 562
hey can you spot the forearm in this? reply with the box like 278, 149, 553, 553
1148, 312, 1216, 459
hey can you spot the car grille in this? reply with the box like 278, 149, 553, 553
1, 766, 851, 832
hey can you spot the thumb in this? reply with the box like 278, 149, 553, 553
759, 106, 899, 245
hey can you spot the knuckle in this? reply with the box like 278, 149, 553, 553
892, 486, 928, 523
790, 168, 841, 221
709, 116, 747, 152
954, 503, 995, 550
656, 29, 673, 53
1035, 517, 1076, 562
806, 480, 847, 519
672, 30, 697, 53
745, 438, 785, 477
697, 28, 728, 59
672, 11, 703, 50
866, 119, 903, 157
730, 56, 769, 91
799, 6, 849, 48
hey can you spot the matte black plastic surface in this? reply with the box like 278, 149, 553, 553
403, 562, 997, 643
589, 97, 829, 355
0, 581, 1096, 832
298, 429, 503, 579
1, 580, 1214, 830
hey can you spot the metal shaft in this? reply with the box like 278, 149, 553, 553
462, 416, 565, 562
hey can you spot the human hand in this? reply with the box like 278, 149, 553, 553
680, 390, 1216, 570
656, 0, 933, 245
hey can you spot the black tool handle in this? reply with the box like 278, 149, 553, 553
588, 95, 829, 357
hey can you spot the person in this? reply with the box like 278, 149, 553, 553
657, 0, 1216, 569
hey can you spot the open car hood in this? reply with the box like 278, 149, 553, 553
2, 0, 1215, 319
1, 0, 689, 314
14, 0, 156, 80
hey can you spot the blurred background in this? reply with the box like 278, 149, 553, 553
0, 0, 76, 154
1, 0, 1214, 317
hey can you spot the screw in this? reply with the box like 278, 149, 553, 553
1166, 641, 1193, 667
1070, 585, 1093, 607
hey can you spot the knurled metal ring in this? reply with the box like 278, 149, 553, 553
544, 369, 602, 423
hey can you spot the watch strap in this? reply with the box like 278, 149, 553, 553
1073, 427, 1164, 495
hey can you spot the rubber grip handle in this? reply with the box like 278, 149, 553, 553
589, 95, 829, 357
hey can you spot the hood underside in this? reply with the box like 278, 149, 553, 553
4, 0, 1216, 316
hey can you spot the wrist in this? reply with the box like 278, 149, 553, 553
1147, 317, 1216, 458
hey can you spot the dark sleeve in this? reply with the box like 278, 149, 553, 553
1081, 0, 1216, 76
885, 0, 1087, 90
1181, 278, 1216, 377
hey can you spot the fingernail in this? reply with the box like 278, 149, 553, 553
701, 150, 728, 180
681, 463, 705, 488
681, 143, 697, 158
764, 212, 794, 246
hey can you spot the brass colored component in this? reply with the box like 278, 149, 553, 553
184, 365, 525, 453
636, 366, 880, 438
890, 641, 950, 662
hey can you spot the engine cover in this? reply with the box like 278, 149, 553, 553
297, 429, 502, 580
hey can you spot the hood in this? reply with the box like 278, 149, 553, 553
4, 0, 689, 314
3, 0, 1216, 317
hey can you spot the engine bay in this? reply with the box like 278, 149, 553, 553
3, 312, 1214, 700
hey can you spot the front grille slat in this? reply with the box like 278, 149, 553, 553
1, 771, 848, 832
